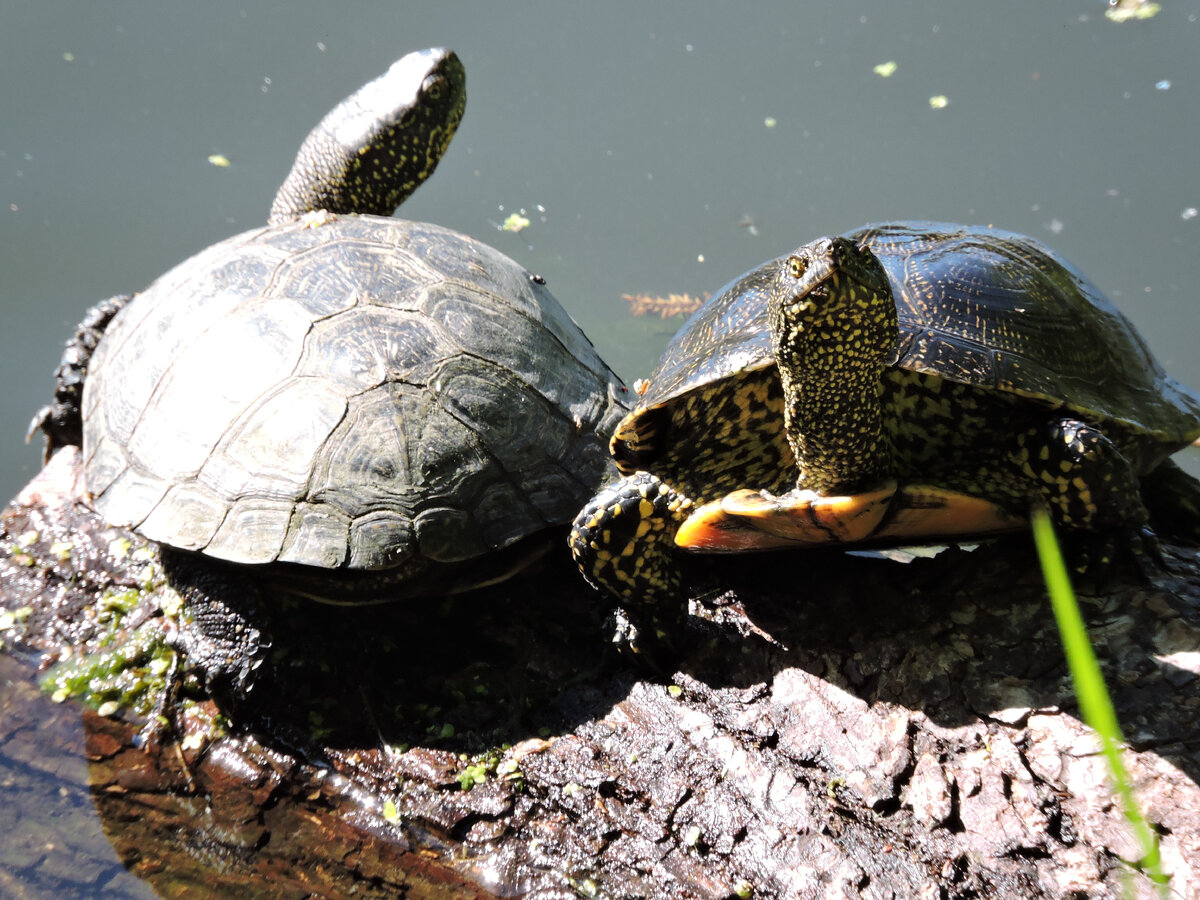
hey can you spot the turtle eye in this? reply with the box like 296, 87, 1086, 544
422, 74, 445, 99
787, 255, 807, 280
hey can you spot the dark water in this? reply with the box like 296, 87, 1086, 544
1, 1, 1198, 895
4, 2, 1200, 505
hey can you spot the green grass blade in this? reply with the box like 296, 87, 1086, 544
1029, 508, 1167, 893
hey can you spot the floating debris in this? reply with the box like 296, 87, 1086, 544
501, 212, 530, 233
623, 293, 708, 319
299, 209, 335, 229
1105, 0, 1162, 22
207, 154, 231, 168
874, 61, 898, 78
929, 95, 949, 110
764, 116, 777, 128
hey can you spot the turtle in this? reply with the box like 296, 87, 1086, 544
36, 49, 627, 690
569, 221, 1200, 616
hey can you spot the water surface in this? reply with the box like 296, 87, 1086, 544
3, 2, 1199, 504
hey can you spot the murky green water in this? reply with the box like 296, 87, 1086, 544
4, 1, 1200, 504
1, 1, 1198, 895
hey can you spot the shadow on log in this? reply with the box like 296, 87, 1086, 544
1, 448, 1198, 898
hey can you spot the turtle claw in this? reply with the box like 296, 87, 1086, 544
1128, 525, 1171, 583
606, 588, 769, 674
1054, 522, 1169, 593
605, 606, 692, 675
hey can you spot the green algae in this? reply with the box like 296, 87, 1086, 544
43, 620, 174, 717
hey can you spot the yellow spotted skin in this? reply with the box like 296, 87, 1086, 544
270, 49, 467, 225
618, 371, 794, 504
570, 221, 1200, 606
570, 472, 694, 600
769, 237, 898, 494
880, 371, 1148, 528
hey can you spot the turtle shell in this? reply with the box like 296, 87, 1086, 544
83, 213, 627, 589
631, 221, 1200, 446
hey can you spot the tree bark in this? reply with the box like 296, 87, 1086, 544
1, 448, 1198, 898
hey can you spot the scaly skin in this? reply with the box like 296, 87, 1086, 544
768, 237, 898, 495
269, 48, 465, 224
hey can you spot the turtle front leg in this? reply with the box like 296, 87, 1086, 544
28, 294, 132, 460
1015, 416, 1147, 532
569, 471, 694, 658
1009, 416, 1157, 576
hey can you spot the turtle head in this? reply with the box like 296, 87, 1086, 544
768, 236, 896, 368
768, 236, 898, 493
270, 48, 467, 224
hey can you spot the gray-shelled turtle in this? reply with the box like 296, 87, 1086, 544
45, 48, 627, 616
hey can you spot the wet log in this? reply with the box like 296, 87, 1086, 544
1, 448, 1198, 898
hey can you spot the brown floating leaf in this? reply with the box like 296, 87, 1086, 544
621, 292, 708, 319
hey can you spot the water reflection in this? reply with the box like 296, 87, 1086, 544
0, 654, 156, 900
